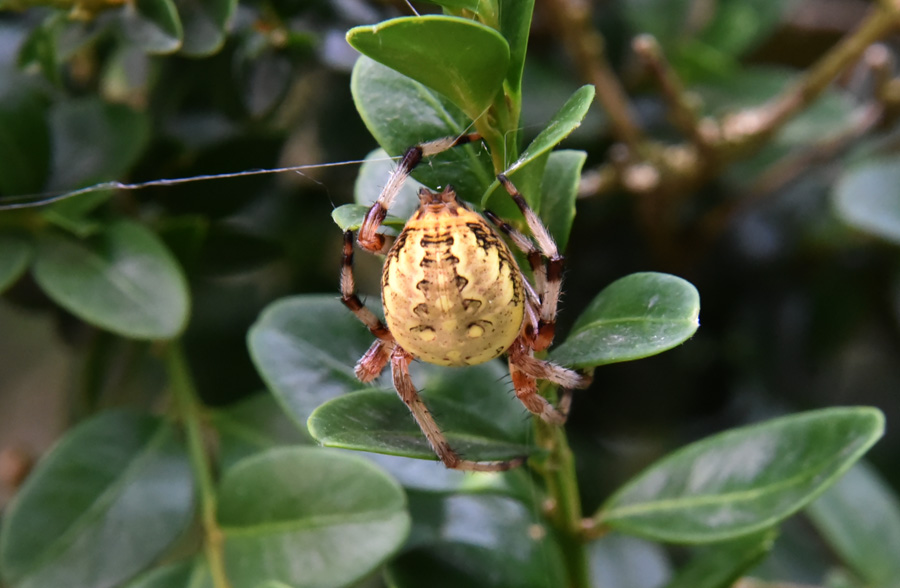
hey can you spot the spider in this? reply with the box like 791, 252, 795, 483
340, 132, 591, 471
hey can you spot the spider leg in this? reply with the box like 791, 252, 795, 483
358, 132, 482, 253
492, 174, 564, 351
392, 348, 526, 472
507, 338, 585, 425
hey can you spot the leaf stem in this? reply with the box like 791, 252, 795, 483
166, 342, 232, 588
533, 409, 591, 588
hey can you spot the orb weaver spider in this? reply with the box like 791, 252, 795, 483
341, 133, 591, 471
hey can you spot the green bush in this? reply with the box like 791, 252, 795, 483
0, 1, 898, 587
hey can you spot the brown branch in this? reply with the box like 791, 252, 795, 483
543, 0, 644, 151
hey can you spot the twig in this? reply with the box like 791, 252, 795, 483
632, 35, 714, 153
543, 0, 644, 151
167, 343, 233, 588
747, 6, 900, 141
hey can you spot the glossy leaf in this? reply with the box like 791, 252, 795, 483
806, 461, 900, 588
365, 453, 532, 498
424, 0, 490, 11
499, 0, 534, 100
347, 16, 509, 121
120, 0, 183, 54
0, 69, 50, 196
387, 492, 566, 588
331, 204, 407, 233
663, 531, 776, 588
596, 407, 885, 543
32, 221, 190, 340
833, 158, 900, 245
539, 149, 587, 252
47, 98, 150, 190
308, 360, 532, 462
248, 295, 379, 427
551, 272, 700, 369
210, 393, 309, 471
174, 0, 236, 56
0, 232, 32, 294
482, 85, 594, 211
124, 560, 210, 588
0, 410, 194, 588
217, 447, 410, 588
350, 56, 494, 203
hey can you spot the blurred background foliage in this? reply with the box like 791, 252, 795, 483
1, 0, 900, 586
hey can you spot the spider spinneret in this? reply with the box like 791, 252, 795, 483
341, 132, 591, 472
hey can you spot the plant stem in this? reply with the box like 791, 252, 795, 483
166, 342, 233, 588
533, 413, 591, 588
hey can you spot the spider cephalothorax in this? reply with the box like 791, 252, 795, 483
341, 133, 591, 471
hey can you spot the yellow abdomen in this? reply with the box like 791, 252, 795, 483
382, 204, 524, 367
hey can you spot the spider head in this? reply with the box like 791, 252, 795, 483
417, 186, 462, 210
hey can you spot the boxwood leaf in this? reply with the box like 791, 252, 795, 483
120, 0, 183, 54
331, 204, 407, 233
833, 158, 900, 245
217, 447, 410, 588
482, 85, 594, 212
347, 16, 509, 121
47, 98, 150, 191
32, 221, 190, 340
539, 149, 587, 252
350, 56, 494, 203
663, 531, 776, 588
124, 560, 209, 588
0, 69, 51, 196
589, 533, 672, 588
805, 461, 900, 588
594, 407, 885, 543
551, 272, 700, 368
248, 295, 377, 428
0, 231, 32, 294
0, 410, 194, 588
307, 360, 532, 463
387, 492, 566, 588
210, 393, 310, 471
174, 0, 236, 57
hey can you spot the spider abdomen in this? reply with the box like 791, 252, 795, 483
382, 196, 525, 367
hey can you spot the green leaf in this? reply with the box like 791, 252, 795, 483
499, 0, 534, 100
331, 204, 407, 233
589, 534, 672, 588
0, 231, 32, 294
424, 0, 490, 11
47, 98, 150, 190
482, 85, 594, 212
663, 531, 776, 588
124, 560, 210, 588
0, 410, 194, 588
551, 272, 700, 369
217, 447, 410, 588
347, 16, 510, 121
806, 461, 900, 588
32, 221, 190, 340
350, 56, 494, 203
120, 0, 183, 54
387, 492, 566, 588
308, 361, 532, 463
595, 407, 885, 544
833, 158, 900, 245
210, 393, 309, 471
174, 0, 236, 56
0, 68, 51, 196
248, 295, 378, 426
539, 149, 587, 252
